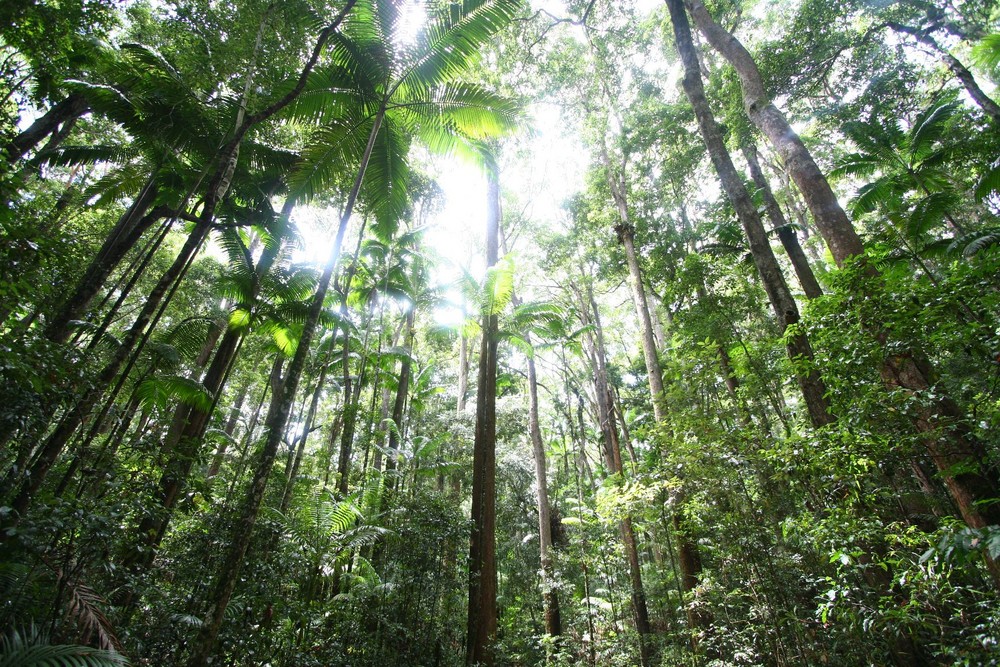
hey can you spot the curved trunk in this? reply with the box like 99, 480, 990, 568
683, 0, 1000, 544
685, 0, 864, 266
885, 21, 1000, 123
3, 92, 89, 167
45, 192, 168, 342
667, 0, 834, 429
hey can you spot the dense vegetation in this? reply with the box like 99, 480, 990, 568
2, 0, 1000, 665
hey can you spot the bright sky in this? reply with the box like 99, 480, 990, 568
281, 0, 665, 326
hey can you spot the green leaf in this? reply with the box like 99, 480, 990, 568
136, 375, 214, 413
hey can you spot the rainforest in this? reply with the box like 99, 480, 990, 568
2, 0, 1000, 665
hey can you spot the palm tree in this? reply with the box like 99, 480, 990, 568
184, 3, 521, 664
833, 100, 966, 246
0, 0, 359, 536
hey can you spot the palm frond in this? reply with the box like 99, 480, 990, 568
909, 101, 957, 155
949, 226, 1000, 257
974, 158, 1000, 201
907, 191, 958, 240
136, 375, 214, 413
402, 0, 522, 92
0, 626, 127, 667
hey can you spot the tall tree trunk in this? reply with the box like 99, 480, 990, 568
466, 162, 500, 667
281, 359, 330, 514
2, 217, 213, 532
666, 0, 834, 429
129, 199, 291, 562
512, 292, 561, 638
684, 0, 865, 265
609, 211, 710, 640
183, 55, 373, 665
457, 309, 470, 414
206, 377, 251, 478
45, 180, 167, 343
384, 308, 415, 480
574, 278, 654, 667
741, 143, 823, 300
683, 0, 1000, 541
886, 21, 1000, 123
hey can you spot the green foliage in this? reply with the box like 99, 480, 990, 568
0, 627, 127, 667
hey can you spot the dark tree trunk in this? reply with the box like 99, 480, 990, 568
2, 217, 213, 533
742, 143, 823, 300
384, 309, 415, 479
682, 0, 1000, 544
3, 92, 89, 166
466, 163, 500, 667
45, 192, 169, 343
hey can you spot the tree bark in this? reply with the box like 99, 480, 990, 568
682, 0, 1000, 541
45, 194, 169, 343
574, 278, 654, 666
667, 0, 834, 429
3, 92, 89, 167
183, 49, 373, 665
886, 21, 1000, 123
684, 0, 865, 267
742, 143, 823, 300
512, 291, 562, 639
466, 162, 500, 667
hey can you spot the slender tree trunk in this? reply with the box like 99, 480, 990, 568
512, 292, 561, 638
2, 217, 213, 532
384, 309, 415, 480
682, 0, 1000, 543
466, 162, 500, 667
281, 360, 330, 514
207, 378, 251, 478
3, 92, 89, 167
886, 22, 1000, 123
575, 279, 654, 666
742, 143, 823, 300
457, 313, 470, 414
667, 0, 834, 429
684, 0, 865, 265
44, 181, 167, 342
183, 68, 374, 667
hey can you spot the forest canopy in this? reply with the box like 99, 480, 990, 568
2, 0, 1000, 665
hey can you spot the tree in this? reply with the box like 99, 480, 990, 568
665, 0, 834, 429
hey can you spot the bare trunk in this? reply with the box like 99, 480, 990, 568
886, 22, 1000, 123
668, 0, 834, 429
466, 163, 500, 667
685, 0, 865, 266
513, 290, 561, 638
575, 279, 654, 666
3, 92, 89, 166
742, 144, 823, 300
683, 0, 1000, 542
